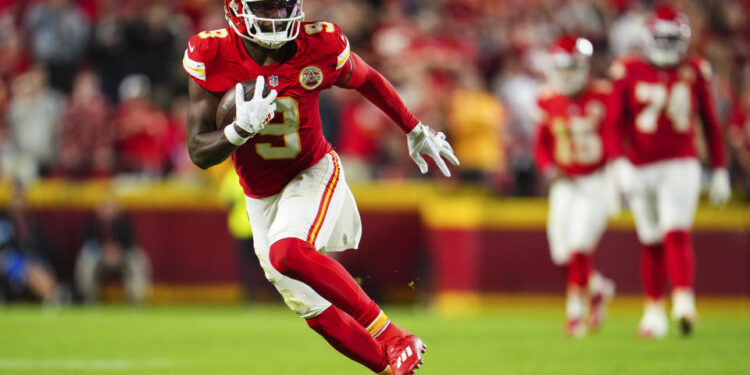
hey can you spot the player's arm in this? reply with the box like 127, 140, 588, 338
187, 77, 277, 169
694, 60, 730, 204
603, 65, 627, 162
533, 110, 566, 185
186, 79, 241, 169
604, 61, 642, 195
336, 52, 459, 176
694, 61, 727, 169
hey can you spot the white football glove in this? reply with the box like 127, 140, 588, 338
612, 157, 644, 197
233, 75, 277, 137
406, 122, 460, 177
709, 168, 731, 206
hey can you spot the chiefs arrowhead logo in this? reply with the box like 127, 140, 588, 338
299, 66, 323, 90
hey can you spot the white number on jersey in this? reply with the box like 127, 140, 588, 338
304, 21, 335, 35
255, 97, 301, 160
635, 82, 691, 134
552, 101, 605, 166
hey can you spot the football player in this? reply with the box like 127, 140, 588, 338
534, 35, 616, 338
182, 1, 459, 374
607, 5, 731, 338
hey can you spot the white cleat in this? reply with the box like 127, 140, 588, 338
566, 317, 587, 338
672, 290, 697, 336
638, 302, 668, 339
588, 276, 615, 331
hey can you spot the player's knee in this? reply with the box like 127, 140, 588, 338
269, 237, 307, 276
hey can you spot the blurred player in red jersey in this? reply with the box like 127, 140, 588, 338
534, 36, 617, 338
182, 1, 459, 374
607, 5, 731, 338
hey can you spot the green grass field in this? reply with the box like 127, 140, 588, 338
1, 297, 749, 375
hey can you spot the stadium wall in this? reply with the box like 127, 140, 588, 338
1, 181, 747, 303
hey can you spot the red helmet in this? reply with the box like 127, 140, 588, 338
546, 35, 593, 96
644, 5, 691, 66
224, 0, 304, 49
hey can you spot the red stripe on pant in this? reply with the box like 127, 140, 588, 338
307, 151, 340, 245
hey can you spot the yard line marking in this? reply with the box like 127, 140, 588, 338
0, 359, 177, 371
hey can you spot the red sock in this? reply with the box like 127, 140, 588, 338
307, 306, 388, 373
664, 230, 695, 289
567, 252, 593, 288
270, 238, 381, 327
641, 243, 666, 299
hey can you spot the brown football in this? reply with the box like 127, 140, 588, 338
215, 79, 271, 128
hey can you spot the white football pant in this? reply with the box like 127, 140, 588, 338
547, 170, 611, 266
245, 151, 362, 318
625, 158, 701, 245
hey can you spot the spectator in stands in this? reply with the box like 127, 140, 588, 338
493, 54, 540, 195
57, 70, 115, 179
447, 68, 506, 185
114, 74, 171, 178
25, 0, 90, 93
335, 94, 389, 182
122, 1, 184, 105
0, 15, 31, 83
729, 81, 750, 199
165, 95, 199, 179
75, 197, 151, 304
0, 188, 59, 303
2, 67, 64, 186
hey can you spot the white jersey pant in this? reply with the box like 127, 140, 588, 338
625, 158, 701, 245
245, 151, 362, 318
547, 170, 610, 266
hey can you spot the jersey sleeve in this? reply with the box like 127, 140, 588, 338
603, 59, 629, 161
533, 102, 555, 172
691, 57, 727, 168
312, 22, 351, 85
182, 31, 223, 93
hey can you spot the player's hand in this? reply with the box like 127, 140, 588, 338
709, 168, 731, 206
612, 157, 643, 196
233, 76, 277, 137
406, 122, 460, 177
541, 166, 567, 187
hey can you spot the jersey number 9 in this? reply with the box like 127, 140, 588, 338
255, 97, 301, 160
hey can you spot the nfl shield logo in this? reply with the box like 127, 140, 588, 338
269, 75, 279, 87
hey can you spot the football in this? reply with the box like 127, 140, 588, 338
215, 79, 271, 129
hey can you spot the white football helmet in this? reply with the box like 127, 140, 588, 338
224, 0, 304, 49
644, 5, 691, 67
546, 35, 593, 96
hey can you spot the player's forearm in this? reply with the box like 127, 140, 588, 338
342, 53, 418, 133
186, 129, 237, 169
697, 81, 727, 168
699, 110, 727, 168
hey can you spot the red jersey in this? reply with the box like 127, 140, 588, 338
607, 55, 726, 167
183, 22, 352, 197
534, 81, 611, 177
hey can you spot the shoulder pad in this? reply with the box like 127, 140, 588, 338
688, 56, 713, 81
183, 29, 226, 81
590, 79, 613, 94
301, 21, 350, 70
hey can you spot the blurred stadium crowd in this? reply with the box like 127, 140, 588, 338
0, 0, 749, 197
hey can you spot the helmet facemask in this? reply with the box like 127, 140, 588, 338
546, 38, 592, 96
645, 11, 691, 67
226, 0, 304, 49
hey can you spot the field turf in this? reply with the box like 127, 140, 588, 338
0, 297, 748, 375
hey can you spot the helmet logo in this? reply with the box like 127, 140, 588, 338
299, 66, 323, 90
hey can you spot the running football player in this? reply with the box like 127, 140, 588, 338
534, 35, 616, 338
607, 5, 730, 337
183, 1, 458, 373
